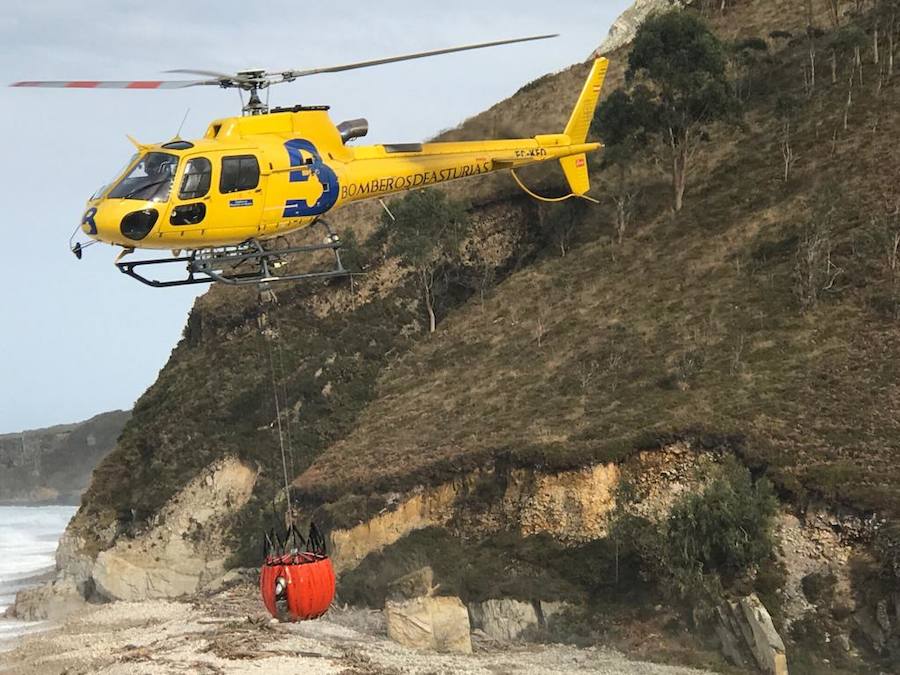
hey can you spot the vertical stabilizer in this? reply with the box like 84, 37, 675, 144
559, 58, 608, 195
564, 58, 609, 144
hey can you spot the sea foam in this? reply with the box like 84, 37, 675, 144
0, 505, 75, 650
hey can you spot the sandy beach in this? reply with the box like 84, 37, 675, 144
0, 578, 714, 675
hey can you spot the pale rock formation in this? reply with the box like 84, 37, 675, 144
330, 446, 719, 576
540, 600, 573, 623
11, 517, 116, 620
386, 566, 436, 602
626, 443, 718, 522
717, 594, 788, 674
56, 530, 100, 597
385, 596, 473, 654
776, 509, 857, 629
9, 576, 87, 622
330, 484, 458, 574
595, 0, 685, 56
714, 606, 748, 669
470, 598, 540, 641
91, 457, 257, 601
331, 463, 625, 574
739, 595, 788, 674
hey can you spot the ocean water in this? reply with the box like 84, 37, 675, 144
0, 505, 76, 651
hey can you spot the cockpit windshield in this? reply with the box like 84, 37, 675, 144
107, 152, 179, 202
91, 154, 138, 200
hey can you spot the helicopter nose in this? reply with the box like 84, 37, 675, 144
80, 204, 122, 242
81, 202, 160, 244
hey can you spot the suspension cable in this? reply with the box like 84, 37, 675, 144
272, 316, 297, 482
258, 293, 295, 529
260, 286, 298, 484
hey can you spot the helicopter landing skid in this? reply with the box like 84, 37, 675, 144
116, 227, 347, 289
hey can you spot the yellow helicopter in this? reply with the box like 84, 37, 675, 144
13, 36, 608, 287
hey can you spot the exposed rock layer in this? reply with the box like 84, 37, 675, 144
330, 460, 625, 574
92, 457, 257, 601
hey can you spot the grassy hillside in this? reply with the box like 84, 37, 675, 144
298, 0, 900, 532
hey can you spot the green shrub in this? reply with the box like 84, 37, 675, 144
666, 457, 777, 581
612, 457, 778, 615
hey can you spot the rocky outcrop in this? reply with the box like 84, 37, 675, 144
385, 596, 473, 654
777, 508, 859, 628
10, 508, 115, 621
470, 599, 540, 641
774, 505, 896, 659
56, 529, 108, 598
595, 0, 685, 56
383, 566, 474, 653
91, 457, 257, 601
500, 465, 619, 544
9, 576, 87, 622
739, 595, 788, 675
717, 594, 788, 674
386, 566, 436, 602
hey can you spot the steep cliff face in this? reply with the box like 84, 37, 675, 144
0, 410, 130, 504
92, 457, 257, 601
50, 0, 900, 669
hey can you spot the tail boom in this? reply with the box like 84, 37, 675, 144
338, 58, 609, 205
339, 138, 598, 205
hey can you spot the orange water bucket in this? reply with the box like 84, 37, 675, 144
260, 552, 336, 621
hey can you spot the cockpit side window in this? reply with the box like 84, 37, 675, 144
179, 157, 212, 200
220, 155, 260, 193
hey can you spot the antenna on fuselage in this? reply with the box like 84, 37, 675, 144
176, 108, 191, 138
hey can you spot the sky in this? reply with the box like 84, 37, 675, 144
0, 0, 631, 433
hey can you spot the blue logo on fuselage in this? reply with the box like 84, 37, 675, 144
81, 207, 98, 235
282, 139, 339, 218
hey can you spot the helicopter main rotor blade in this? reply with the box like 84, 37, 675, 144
10, 79, 221, 89
164, 69, 239, 79
164, 69, 254, 83
279, 34, 558, 80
